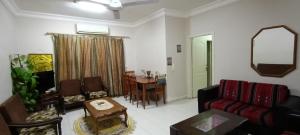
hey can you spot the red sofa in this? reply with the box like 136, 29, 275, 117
198, 79, 289, 127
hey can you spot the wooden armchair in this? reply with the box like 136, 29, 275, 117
59, 79, 85, 114
83, 77, 109, 100
0, 95, 62, 135
0, 113, 11, 135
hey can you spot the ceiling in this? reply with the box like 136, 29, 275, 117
13, 0, 217, 22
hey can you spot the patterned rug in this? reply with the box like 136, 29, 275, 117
74, 116, 135, 135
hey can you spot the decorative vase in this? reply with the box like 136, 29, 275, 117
146, 71, 151, 78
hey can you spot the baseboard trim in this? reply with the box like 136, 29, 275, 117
166, 95, 187, 102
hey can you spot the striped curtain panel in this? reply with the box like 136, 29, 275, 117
110, 38, 125, 96
52, 34, 125, 96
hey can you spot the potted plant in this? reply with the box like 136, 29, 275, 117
10, 54, 39, 111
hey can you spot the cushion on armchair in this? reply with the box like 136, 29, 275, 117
63, 95, 85, 105
90, 91, 108, 99
20, 126, 56, 135
26, 107, 58, 122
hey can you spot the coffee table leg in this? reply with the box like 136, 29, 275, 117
124, 111, 128, 127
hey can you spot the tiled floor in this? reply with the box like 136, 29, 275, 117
61, 97, 198, 135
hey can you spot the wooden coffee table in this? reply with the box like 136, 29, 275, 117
170, 109, 248, 135
83, 97, 128, 134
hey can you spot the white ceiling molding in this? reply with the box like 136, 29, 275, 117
188, 0, 241, 17
18, 10, 134, 27
132, 8, 166, 27
1, 0, 241, 28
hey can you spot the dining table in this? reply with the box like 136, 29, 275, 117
135, 76, 156, 109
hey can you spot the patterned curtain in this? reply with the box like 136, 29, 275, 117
52, 34, 124, 96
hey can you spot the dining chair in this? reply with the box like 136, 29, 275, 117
153, 74, 167, 106
128, 76, 142, 108
122, 74, 130, 100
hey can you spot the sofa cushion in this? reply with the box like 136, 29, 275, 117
218, 80, 249, 101
251, 83, 289, 108
205, 99, 236, 111
237, 105, 274, 127
225, 101, 248, 113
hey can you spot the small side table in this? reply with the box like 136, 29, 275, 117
40, 91, 61, 113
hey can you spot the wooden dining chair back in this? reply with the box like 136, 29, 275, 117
122, 74, 130, 100
154, 74, 167, 106
128, 76, 142, 108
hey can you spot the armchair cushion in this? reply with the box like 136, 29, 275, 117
90, 91, 108, 99
20, 125, 56, 135
26, 107, 58, 122
63, 95, 85, 105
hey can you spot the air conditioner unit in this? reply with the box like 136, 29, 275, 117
76, 24, 109, 35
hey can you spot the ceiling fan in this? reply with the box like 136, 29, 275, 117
74, 0, 158, 19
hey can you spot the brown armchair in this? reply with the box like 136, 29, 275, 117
0, 113, 12, 135
83, 77, 109, 100
0, 95, 62, 135
59, 79, 85, 114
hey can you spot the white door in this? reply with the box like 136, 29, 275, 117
192, 36, 211, 97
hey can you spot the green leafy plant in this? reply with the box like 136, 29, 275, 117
10, 54, 39, 111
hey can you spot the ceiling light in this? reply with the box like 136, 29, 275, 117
110, 0, 122, 8
75, 1, 108, 13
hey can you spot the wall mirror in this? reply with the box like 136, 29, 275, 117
251, 25, 298, 77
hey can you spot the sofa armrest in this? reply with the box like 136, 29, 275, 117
197, 85, 219, 113
278, 96, 300, 111
275, 96, 300, 129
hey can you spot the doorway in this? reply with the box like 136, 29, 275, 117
191, 35, 213, 98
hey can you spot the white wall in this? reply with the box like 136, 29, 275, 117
165, 16, 187, 101
134, 16, 167, 74
187, 0, 300, 96
15, 17, 137, 71
0, 1, 15, 102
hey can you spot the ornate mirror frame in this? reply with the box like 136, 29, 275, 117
251, 25, 298, 77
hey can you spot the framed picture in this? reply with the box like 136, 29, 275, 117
167, 57, 172, 66
28, 54, 53, 73
177, 44, 182, 53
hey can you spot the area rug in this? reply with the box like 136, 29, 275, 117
74, 116, 135, 135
